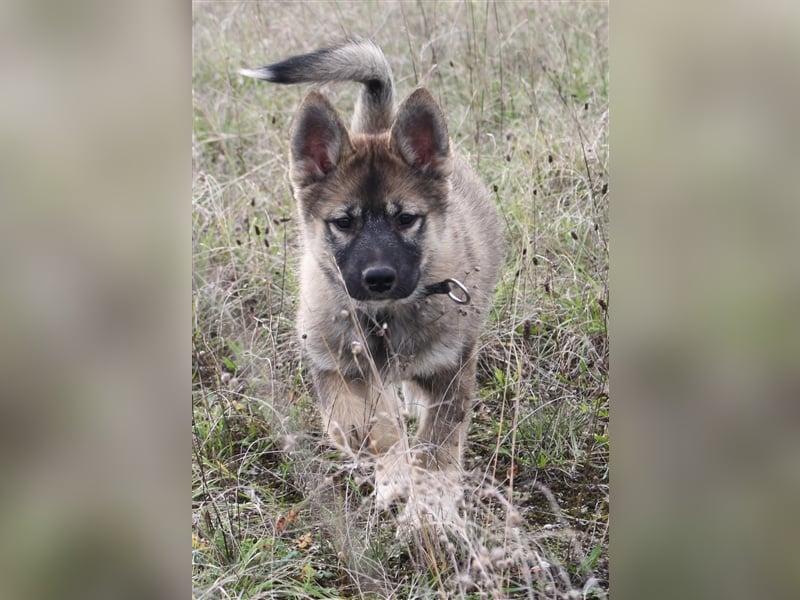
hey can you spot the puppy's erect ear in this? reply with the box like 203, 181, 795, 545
390, 88, 453, 177
290, 92, 353, 187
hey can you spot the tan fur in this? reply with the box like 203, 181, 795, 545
243, 41, 504, 506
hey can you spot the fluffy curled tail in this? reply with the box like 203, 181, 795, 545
240, 39, 394, 135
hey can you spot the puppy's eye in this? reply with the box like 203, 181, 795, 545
397, 213, 418, 228
333, 216, 354, 231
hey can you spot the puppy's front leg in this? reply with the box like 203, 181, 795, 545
312, 370, 403, 456
410, 355, 477, 471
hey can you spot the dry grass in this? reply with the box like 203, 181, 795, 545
193, 1, 608, 597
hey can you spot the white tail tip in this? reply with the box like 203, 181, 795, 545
239, 67, 270, 79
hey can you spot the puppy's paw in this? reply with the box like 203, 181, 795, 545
374, 448, 466, 535
374, 447, 414, 511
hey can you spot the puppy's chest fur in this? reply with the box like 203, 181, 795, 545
306, 295, 469, 380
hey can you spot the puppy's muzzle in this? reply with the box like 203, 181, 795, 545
362, 265, 397, 295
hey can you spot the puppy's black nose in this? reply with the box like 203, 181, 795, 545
362, 266, 396, 294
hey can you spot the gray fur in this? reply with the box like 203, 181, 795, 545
243, 41, 504, 503
241, 39, 394, 134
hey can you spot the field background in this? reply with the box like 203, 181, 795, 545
192, 1, 608, 598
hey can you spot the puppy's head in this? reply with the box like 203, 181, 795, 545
288, 90, 454, 303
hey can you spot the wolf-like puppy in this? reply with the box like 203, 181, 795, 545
242, 40, 503, 510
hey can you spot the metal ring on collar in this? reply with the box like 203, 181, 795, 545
444, 278, 470, 305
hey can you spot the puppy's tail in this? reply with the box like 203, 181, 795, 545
241, 39, 394, 135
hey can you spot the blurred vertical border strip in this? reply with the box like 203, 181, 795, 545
0, 0, 188, 598
611, 1, 800, 599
